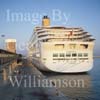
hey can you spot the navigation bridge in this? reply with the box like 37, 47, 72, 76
0, 49, 22, 82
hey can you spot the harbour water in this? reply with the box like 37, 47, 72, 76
44, 58, 100, 100
0, 58, 100, 100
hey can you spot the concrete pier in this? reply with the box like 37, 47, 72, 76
0, 59, 68, 100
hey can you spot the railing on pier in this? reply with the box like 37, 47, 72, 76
0, 49, 22, 81
0, 49, 18, 66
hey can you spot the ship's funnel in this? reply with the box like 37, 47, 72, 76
42, 16, 50, 27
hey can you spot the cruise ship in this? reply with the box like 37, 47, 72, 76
28, 16, 95, 73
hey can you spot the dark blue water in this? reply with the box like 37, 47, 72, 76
46, 58, 100, 100
89, 58, 100, 100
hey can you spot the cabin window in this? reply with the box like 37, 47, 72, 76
66, 53, 71, 57
53, 53, 58, 57
72, 53, 77, 57
60, 53, 65, 57
84, 53, 88, 57
78, 53, 82, 57
69, 44, 76, 49
55, 44, 64, 48
79, 58, 88, 60
80, 44, 88, 49
43, 39, 48, 42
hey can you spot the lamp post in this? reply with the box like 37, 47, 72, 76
0, 34, 5, 49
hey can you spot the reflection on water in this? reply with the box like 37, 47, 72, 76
43, 59, 100, 100
44, 73, 92, 100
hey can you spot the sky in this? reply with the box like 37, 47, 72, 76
0, 0, 100, 55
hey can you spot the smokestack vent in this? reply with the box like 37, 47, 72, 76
42, 16, 50, 27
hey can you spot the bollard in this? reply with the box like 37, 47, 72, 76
3, 68, 7, 82
9, 65, 12, 75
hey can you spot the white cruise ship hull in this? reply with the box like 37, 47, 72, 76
28, 19, 95, 73
31, 57, 93, 73
30, 41, 94, 73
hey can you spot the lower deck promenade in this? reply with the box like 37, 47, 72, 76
0, 59, 68, 100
